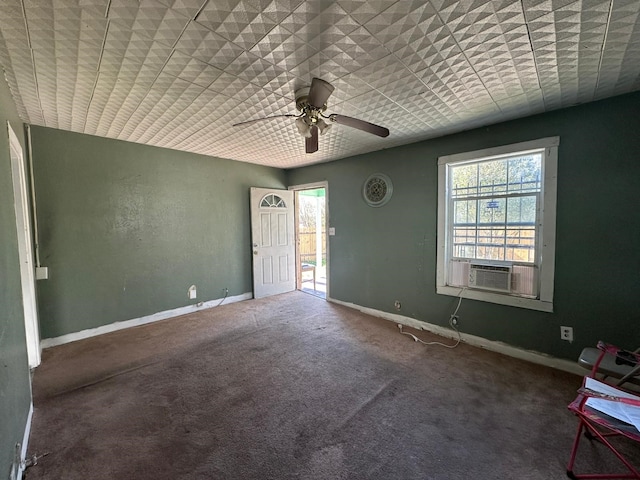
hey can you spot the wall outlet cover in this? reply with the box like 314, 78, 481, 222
560, 326, 573, 342
36, 266, 49, 280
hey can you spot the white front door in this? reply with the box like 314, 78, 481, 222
250, 187, 295, 299
8, 122, 41, 367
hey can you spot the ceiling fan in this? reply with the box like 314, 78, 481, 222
232, 78, 390, 154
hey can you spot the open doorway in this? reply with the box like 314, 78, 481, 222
291, 183, 328, 299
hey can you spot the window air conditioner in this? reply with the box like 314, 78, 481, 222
468, 263, 512, 293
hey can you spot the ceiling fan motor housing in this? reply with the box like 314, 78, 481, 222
295, 87, 327, 124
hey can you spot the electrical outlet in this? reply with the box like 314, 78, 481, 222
394, 300, 401, 310
450, 315, 459, 326
560, 326, 573, 342
188, 285, 197, 300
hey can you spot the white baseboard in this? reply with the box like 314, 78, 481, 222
41, 292, 253, 349
328, 297, 584, 377
16, 402, 33, 480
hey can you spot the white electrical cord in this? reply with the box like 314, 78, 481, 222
398, 288, 465, 349
216, 288, 229, 307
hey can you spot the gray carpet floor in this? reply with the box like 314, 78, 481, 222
25, 291, 640, 479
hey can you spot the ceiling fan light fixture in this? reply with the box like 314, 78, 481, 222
295, 116, 312, 138
317, 117, 332, 135
233, 78, 389, 153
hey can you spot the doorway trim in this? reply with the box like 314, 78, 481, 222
289, 181, 330, 300
7, 122, 41, 368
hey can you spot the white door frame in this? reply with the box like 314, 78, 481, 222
289, 181, 330, 299
8, 122, 41, 368
250, 187, 296, 299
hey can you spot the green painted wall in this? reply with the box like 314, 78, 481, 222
287, 91, 640, 361
31, 127, 286, 339
0, 75, 32, 476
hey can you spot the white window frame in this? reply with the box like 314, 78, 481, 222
436, 137, 559, 312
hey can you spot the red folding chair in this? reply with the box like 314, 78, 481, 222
567, 342, 640, 479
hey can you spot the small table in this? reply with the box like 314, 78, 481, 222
301, 263, 316, 290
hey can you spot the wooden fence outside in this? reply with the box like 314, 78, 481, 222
299, 230, 326, 265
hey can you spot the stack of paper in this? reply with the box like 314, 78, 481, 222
585, 377, 640, 431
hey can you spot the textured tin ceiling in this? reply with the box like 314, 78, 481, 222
0, 0, 639, 168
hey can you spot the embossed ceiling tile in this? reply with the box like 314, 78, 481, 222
326, 75, 375, 105
193, 0, 240, 31
0, 3, 29, 44
596, 2, 640, 98
229, 51, 280, 84
135, 81, 204, 143
289, 52, 350, 83
372, 73, 425, 105
481, 73, 526, 101
23, 4, 55, 49
320, 42, 366, 71
232, 93, 292, 124
350, 54, 398, 80
166, 98, 241, 148
434, 0, 494, 28
198, 0, 267, 36
163, 50, 224, 88
521, 0, 578, 21
347, 25, 390, 59
107, 0, 141, 29
249, 24, 297, 61
230, 12, 278, 50
0, 0, 639, 168
11, 73, 41, 120
131, 1, 190, 47
527, 14, 560, 49
58, 4, 108, 47
495, 87, 545, 110
85, 77, 118, 134
154, 0, 208, 19
106, 83, 162, 137
175, 21, 245, 69
364, 1, 434, 52
47, 41, 99, 75
262, 71, 300, 99
337, 0, 398, 25
271, 41, 319, 73
207, 73, 263, 103
261, 0, 304, 23
252, 90, 292, 116
335, 90, 395, 121
103, 25, 175, 71
104, 21, 154, 57
529, 2, 610, 50
395, 42, 446, 75
173, 19, 209, 51
280, 2, 359, 40
353, 61, 406, 93
249, 26, 320, 75
214, 10, 261, 46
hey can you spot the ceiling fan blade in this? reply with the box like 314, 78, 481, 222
330, 114, 390, 137
305, 126, 318, 154
232, 114, 298, 127
307, 78, 335, 109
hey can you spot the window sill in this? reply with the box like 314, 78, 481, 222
436, 285, 553, 313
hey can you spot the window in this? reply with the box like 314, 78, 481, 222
261, 194, 286, 208
436, 137, 559, 312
